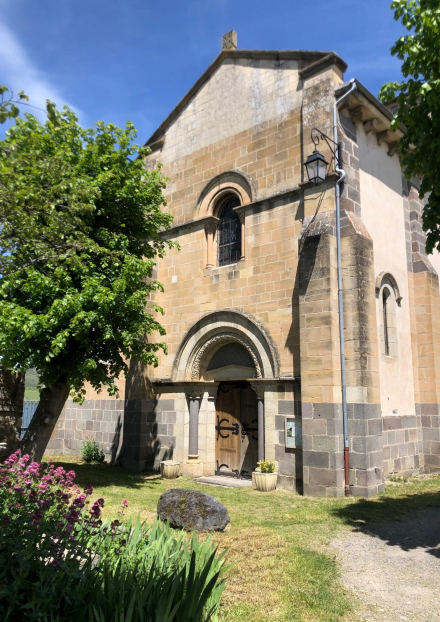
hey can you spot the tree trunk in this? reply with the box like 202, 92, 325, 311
0, 368, 25, 460
21, 382, 70, 463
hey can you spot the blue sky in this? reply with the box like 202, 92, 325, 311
0, 0, 405, 143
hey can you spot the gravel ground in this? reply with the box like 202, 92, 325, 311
331, 507, 440, 622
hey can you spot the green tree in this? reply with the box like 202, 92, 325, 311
0, 86, 29, 124
380, 0, 440, 253
0, 106, 174, 461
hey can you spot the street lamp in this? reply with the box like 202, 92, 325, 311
304, 128, 341, 185
304, 150, 329, 184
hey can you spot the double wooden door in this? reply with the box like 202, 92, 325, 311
215, 382, 258, 477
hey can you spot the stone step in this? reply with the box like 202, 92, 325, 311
196, 475, 252, 488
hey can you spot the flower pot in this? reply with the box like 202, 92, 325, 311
160, 460, 180, 479
253, 471, 278, 492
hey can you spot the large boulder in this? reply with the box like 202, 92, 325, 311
157, 488, 230, 532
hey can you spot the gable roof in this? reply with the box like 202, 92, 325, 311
144, 49, 347, 149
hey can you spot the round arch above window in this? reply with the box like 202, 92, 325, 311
195, 170, 255, 219
375, 272, 402, 306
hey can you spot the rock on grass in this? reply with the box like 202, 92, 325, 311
157, 489, 230, 532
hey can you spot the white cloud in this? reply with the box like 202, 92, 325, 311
0, 20, 81, 123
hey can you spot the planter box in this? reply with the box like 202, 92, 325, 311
253, 471, 278, 492
160, 460, 180, 480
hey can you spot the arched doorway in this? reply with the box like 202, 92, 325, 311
202, 340, 259, 478
215, 381, 258, 478
173, 310, 279, 479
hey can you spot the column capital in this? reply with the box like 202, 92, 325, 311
204, 216, 219, 236
250, 382, 265, 400
185, 386, 204, 400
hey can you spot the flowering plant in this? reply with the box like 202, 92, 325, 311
259, 459, 276, 473
0, 450, 127, 619
0, 451, 227, 621
0, 450, 107, 564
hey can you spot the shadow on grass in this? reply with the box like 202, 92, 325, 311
48, 460, 163, 490
333, 488, 440, 558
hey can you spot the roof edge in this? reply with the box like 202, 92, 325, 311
336, 79, 394, 123
299, 53, 347, 80
336, 78, 406, 135
144, 49, 347, 148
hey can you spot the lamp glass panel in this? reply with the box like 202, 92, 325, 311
317, 158, 327, 181
306, 160, 317, 182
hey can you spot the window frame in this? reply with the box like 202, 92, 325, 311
216, 195, 242, 267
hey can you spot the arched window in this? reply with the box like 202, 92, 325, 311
376, 272, 401, 358
217, 196, 241, 266
383, 288, 390, 356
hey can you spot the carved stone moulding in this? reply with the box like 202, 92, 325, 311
191, 332, 262, 381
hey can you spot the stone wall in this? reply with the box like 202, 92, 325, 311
47, 396, 177, 472
382, 414, 423, 477
47, 398, 124, 461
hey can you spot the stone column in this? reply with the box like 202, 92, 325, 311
188, 394, 201, 459
238, 212, 245, 261
251, 383, 265, 461
181, 386, 205, 478
204, 218, 219, 269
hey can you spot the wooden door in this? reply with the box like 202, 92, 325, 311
215, 382, 259, 477
240, 385, 259, 476
215, 383, 241, 476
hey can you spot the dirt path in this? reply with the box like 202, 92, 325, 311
331, 507, 440, 622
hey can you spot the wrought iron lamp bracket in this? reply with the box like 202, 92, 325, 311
311, 128, 341, 172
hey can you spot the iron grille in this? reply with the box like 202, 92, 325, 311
218, 197, 241, 266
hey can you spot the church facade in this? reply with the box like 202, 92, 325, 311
49, 32, 440, 497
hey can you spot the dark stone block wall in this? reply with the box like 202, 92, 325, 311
48, 399, 124, 460
302, 402, 344, 497
418, 404, 440, 472
274, 399, 302, 491
48, 397, 176, 472
382, 414, 423, 477
121, 398, 176, 472
348, 404, 384, 496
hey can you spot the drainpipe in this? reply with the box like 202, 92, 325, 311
333, 78, 357, 496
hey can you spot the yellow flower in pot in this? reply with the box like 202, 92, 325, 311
254, 460, 278, 492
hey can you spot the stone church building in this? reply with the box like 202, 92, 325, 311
49, 32, 440, 497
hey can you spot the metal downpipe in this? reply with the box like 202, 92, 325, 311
333, 79, 356, 496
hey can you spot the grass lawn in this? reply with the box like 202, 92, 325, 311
44, 455, 440, 622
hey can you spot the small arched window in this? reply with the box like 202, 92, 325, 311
376, 273, 400, 358
217, 196, 241, 266
383, 288, 390, 356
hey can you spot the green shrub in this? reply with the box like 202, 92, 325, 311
81, 437, 105, 463
90, 518, 228, 622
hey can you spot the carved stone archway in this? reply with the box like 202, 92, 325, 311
172, 310, 279, 382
